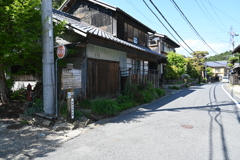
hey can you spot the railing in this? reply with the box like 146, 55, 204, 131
164, 78, 197, 85
120, 68, 161, 89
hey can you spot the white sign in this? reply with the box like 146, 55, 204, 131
61, 69, 81, 90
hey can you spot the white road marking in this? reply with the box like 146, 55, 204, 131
222, 84, 240, 108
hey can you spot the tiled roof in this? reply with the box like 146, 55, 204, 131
52, 9, 166, 58
205, 61, 228, 67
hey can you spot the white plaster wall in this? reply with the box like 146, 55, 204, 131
12, 81, 37, 91
87, 44, 127, 68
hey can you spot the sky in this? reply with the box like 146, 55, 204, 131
99, 0, 240, 57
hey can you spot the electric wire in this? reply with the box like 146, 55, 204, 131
198, 0, 228, 32
207, 0, 229, 30
142, 0, 192, 55
147, 0, 196, 54
127, 0, 191, 55
125, 0, 161, 29
203, 0, 240, 25
195, 0, 228, 45
170, 0, 218, 55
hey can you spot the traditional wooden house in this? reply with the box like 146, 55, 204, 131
149, 33, 180, 56
231, 45, 240, 84
53, 0, 167, 100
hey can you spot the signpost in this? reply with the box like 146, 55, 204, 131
61, 63, 82, 121
61, 69, 82, 90
55, 45, 67, 117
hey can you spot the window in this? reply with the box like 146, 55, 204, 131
124, 23, 147, 47
133, 28, 138, 44
215, 67, 220, 72
133, 37, 138, 44
162, 43, 165, 51
127, 24, 133, 42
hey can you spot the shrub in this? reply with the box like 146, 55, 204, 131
74, 110, 83, 120
155, 88, 166, 97
59, 104, 84, 120
24, 98, 43, 116
169, 85, 180, 90
141, 89, 157, 103
78, 99, 91, 109
91, 99, 118, 116
117, 101, 136, 112
10, 88, 26, 102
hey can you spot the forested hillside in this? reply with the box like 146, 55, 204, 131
206, 51, 232, 61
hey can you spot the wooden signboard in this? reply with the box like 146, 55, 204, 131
61, 69, 81, 90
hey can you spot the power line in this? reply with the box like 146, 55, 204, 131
125, 0, 161, 28
142, 0, 192, 55
203, 0, 240, 25
207, 0, 229, 30
170, 0, 218, 55
197, 0, 228, 32
147, 0, 196, 54
126, 0, 191, 55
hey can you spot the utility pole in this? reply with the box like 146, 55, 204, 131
41, 0, 55, 115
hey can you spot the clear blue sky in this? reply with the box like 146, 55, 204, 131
100, 0, 240, 57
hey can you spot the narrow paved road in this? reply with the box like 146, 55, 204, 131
36, 83, 240, 160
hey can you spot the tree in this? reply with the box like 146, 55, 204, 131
206, 50, 232, 61
0, 0, 66, 104
52, 0, 65, 9
0, 0, 42, 104
206, 67, 213, 77
165, 52, 186, 79
185, 58, 199, 78
191, 51, 208, 80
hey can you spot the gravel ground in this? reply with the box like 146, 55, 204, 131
0, 119, 84, 160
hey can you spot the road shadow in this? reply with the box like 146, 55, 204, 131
0, 123, 68, 159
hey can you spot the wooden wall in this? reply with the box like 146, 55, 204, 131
68, 0, 113, 33
87, 58, 119, 99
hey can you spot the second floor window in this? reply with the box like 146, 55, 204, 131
124, 23, 147, 47
134, 37, 138, 44
215, 67, 220, 72
162, 43, 165, 51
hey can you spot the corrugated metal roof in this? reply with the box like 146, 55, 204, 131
52, 9, 166, 58
205, 61, 228, 67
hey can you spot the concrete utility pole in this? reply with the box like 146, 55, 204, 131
41, 0, 55, 115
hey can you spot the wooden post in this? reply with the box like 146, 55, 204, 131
129, 68, 132, 84
119, 67, 121, 94
66, 63, 74, 122
153, 70, 156, 88
143, 69, 145, 84
137, 69, 139, 84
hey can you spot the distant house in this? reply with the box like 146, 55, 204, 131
53, 0, 168, 100
205, 61, 230, 81
149, 33, 180, 56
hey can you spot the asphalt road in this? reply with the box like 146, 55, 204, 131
36, 83, 240, 160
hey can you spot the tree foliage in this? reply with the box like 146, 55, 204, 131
206, 51, 232, 61
0, 0, 42, 103
52, 0, 65, 9
0, 0, 66, 104
206, 67, 213, 77
185, 58, 199, 78
165, 52, 186, 79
